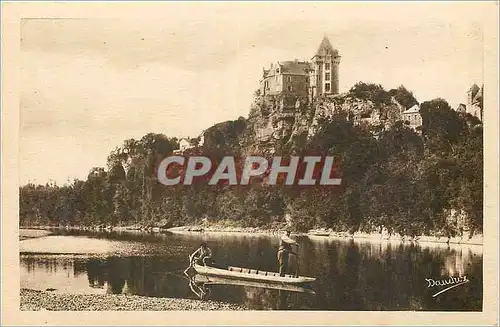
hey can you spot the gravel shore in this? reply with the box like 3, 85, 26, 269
19, 229, 52, 241
21, 289, 247, 311
20, 225, 483, 246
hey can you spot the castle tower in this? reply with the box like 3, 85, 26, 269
310, 36, 341, 97
466, 83, 479, 110
466, 83, 483, 121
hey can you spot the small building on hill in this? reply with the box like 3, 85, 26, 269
401, 104, 422, 130
456, 103, 467, 113
178, 138, 192, 152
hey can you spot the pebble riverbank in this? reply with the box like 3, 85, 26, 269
19, 229, 52, 241
167, 226, 484, 246
20, 289, 248, 311
20, 225, 483, 246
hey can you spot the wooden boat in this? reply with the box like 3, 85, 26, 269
308, 229, 331, 237
308, 232, 330, 237
193, 274, 316, 294
187, 226, 204, 232
193, 264, 316, 284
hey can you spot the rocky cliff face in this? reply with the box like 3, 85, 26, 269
201, 87, 408, 156
335, 93, 405, 128
245, 91, 406, 153
202, 118, 247, 154
248, 93, 310, 139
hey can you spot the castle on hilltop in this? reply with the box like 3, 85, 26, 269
259, 36, 341, 101
251, 36, 484, 145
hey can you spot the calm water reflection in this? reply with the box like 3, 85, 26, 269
20, 230, 482, 311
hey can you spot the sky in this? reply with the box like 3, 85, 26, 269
20, 2, 486, 185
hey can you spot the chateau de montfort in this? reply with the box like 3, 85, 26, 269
181, 36, 483, 150
246, 36, 483, 144
260, 36, 341, 100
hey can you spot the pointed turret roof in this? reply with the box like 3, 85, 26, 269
314, 36, 339, 58
468, 83, 480, 94
473, 85, 483, 103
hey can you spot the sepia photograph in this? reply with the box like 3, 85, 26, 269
2, 1, 499, 325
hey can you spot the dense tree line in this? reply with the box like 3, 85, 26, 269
19, 89, 483, 237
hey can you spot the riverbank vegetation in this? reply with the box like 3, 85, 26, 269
19, 86, 483, 239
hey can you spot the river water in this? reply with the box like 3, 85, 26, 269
20, 229, 482, 311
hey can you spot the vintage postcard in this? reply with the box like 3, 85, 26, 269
2, 1, 499, 326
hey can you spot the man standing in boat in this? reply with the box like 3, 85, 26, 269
190, 242, 213, 266
278, 230, 298, 277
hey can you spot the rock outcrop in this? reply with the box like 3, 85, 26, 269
245, 91, 407, 153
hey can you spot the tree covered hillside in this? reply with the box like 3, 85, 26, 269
19, 84, 483, 238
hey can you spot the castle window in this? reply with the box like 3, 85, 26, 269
325, 83, 331, 92
288, 85, 293, 91
325, 72, 331, 81
287, 76, 292, 82
276, 68, 280, 74
325, 63, 331, 70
